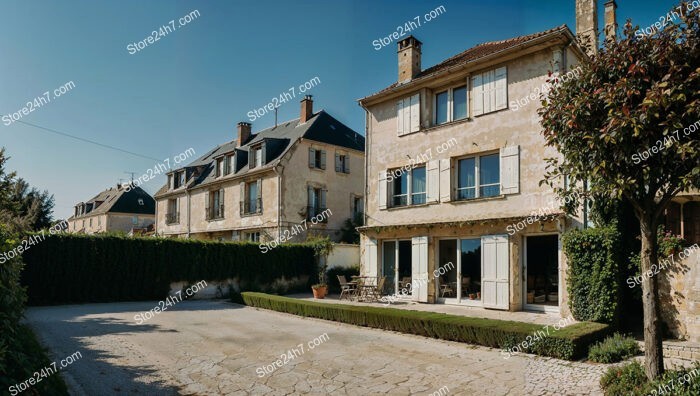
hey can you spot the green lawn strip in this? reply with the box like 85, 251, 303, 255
238, 292, 610, 360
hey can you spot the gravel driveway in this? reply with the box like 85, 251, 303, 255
24, 300, 608, 395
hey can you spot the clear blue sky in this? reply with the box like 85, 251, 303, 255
0, 0, 678, 219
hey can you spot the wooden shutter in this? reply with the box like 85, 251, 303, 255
486, 70, 497, 113
343, 156, 350, 173
248, 149, 255, 169
411, 236, 429, 302
256, 179, 262, 213
378, 171, 388, 210
495, 67, 507, 111
239, 181, 245, 215
308, 148, 315, 168
409, 93, 420, 133
335, 152, 341, 172
219, 188, 225, 218
320, 150, 326, 170
500, 145, 520, 195
439, 159, 452, 202
426, 160, 439, 203
397, 99, 405, 135
364, 238, 378, 277
205, 192, 211, 220
471, 74, 484, 116
481, 235, 509, 310
320, 189, 327, 209
260, 144, 266, 165
307, 186, 314, 211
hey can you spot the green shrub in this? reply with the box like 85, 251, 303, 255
601, 361, 700, 396
563, 226, 622, 323
0, 226, 68, 394
326, 266, 360, 294
21, 233, 317, 305
588, 333, 640, 363
238, 292, 610, 360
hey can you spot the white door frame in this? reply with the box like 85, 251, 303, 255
434, 237, 483, 307
382, 239, 413, 299
522, 233, 561, 313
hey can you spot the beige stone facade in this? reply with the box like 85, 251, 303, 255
155, 99, 365, 243
358, 26, 590, 317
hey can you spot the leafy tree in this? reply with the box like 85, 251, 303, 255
538, 4, 700, 379
338, 213, 363, 244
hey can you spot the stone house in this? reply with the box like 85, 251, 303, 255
357, 0, 621, 317
66, 184, 155, 234
154, 97, 365, 243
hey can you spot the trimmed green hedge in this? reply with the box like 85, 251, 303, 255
21, 234, 317, 305
563, 226, 622, 324
238, 292, 611, 360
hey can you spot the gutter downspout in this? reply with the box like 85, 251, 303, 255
273, 163, 283, 242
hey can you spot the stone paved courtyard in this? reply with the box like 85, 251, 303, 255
25, 300, 608, 395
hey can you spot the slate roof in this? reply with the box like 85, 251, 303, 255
361, 25, 575, 102
154, 110, 364, 197
69, 185, 155, 219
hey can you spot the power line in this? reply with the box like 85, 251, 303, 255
13, 120, 161, 162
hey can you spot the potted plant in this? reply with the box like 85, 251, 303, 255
309, 235, 334, 299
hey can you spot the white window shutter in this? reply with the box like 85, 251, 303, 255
308, 148, 315, 168
439, 159, 452, 202
471, 74, 484, 116
495, 67, 508, 111
481, 235, 510, 310
500, 145, 520, 195
364, 238, 378, 277
486, 70, 497, 113
378, 171, 388, 210
411, 236, 429, 302
426, 160, 439, 203
409, 93, 420, 132
397, 100, 405, 135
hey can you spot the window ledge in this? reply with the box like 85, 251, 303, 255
386, 202, 433, 211
400, 117, 472, 137
241, 212, 262, 218
451, 194, 506, 204
206, 217, 225, 222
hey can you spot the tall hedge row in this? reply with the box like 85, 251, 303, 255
563, 226, 622, 324
21, 234, 316, 305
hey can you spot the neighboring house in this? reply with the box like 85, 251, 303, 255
154, 97, 365, 243
357, 0, 619, 316
664, 189, 700, 245
67, 184, 156, 234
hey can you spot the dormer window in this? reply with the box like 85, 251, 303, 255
249, 145, 264, 169
173, 171, 185, 189
216, 157, 224, 177
138, 198, 144, 206
225, 154, 234, 175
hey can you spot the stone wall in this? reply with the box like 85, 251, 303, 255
659, 247, 700, 341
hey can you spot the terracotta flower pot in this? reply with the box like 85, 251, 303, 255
312, 285, 328, 299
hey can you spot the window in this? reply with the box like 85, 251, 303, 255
308, 148, 326, 170
335, 152, 349, 173
255, 148, 262, 168
207, 189, 224, 220
457, 153, 500, 200
453, 85, 468, 120
138, 198, 144, 206
168, 174, 173, 190
307, 187, 327, 221
167, 199, 179, 224
242, 180, 262, 215
225, 154, 234, 175
132, 216, 138, 225
244, 232, 260, 242
353, 196, 363, 217
389, 165, 426, 207
472, 66, 507, 116
174, 171, 185, 189
435, 91, 449, 125
397, 93, 420, 135
216, 158, 224, 177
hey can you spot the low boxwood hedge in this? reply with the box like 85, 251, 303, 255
238, 292, 611, 360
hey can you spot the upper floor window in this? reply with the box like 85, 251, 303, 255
132, 216, 139, 225
457, 153, 500, 200
389, 165, 426, 207
137, 198, 144, 206
353, 196, 363, 217
309, 148, 326, 170
225, 154, 234, 175
307, 186, 328, 221
335, 152, 350, 173
241, 180, 262, 215
397, 93, 420, 136
173, 171, 185, 189
216, 157, 225, 177
435, 85, 468, 125
472, 66, 507, 116
206, 189, 225, 220
166, 198, 179, 224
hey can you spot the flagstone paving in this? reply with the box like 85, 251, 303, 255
25, 300, 608, 395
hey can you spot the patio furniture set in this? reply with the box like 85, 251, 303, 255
338, 275, 386, 302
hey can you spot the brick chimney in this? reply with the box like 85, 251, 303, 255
300, 95, 313, 123
604, 0, 617, 41
576, 0, 598, 55
237, 122, 251, 147
398, 36, 422, 83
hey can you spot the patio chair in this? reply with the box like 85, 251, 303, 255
369, 276, 386, 302
337, 275, 357, 300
